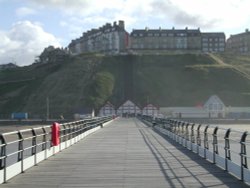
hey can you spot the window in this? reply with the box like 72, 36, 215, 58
219, 43, 224, 46
203, 43, 208, 47
133, 44, 138, 49
148, 33, 153, 37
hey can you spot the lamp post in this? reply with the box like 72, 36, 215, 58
46, 97, 49, 120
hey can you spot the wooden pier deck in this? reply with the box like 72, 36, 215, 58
1, 118, 248, 188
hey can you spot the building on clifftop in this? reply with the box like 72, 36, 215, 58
130, 27, 201, 53
68, 21, 129, 55
226, 29, 250, 54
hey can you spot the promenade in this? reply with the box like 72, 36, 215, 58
1, 118, 248, 188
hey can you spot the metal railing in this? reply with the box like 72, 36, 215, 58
139, 115, 250, 184
0, 116, 112, 183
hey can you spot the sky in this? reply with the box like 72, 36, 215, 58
0, 0, 250, 66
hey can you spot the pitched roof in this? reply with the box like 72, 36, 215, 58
130, 28, 201, 37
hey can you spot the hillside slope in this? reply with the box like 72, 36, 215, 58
1, 53, 250, 118
100, 54, 250, 107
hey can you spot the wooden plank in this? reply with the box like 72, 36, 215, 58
1, 118, 249, 188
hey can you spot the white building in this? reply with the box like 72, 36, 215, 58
117, 100, 141, 116
160, 95, 226, 118
204, 95, 225, 118
99, 102, 116, 116
142, 104, 159, 116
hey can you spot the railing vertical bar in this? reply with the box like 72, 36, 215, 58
212, 127, 219, 164
17, 131, 24, 173
224, 128, 231, 172
240, 131, 248, 181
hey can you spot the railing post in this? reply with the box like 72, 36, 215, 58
224, 128, 231, 171
212, 127, 219, 164
17, 131, 24, 173
191, 123, 195, 151
41, 127, 47, 159
181, 122, 185, 146
62, 124, 67, 142
197, 124, 202, 154
204, 125, 209, 159
173, 120, 177, 134
185, 123, 190, 148
240, 131, 248, 181
31, 129, 37, 165
0, 135, 7, 183
170, 120, 175, 139
178, 121, 182, 143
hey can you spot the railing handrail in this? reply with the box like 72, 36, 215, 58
139, 114, 249, 184
0, 116, 112, 183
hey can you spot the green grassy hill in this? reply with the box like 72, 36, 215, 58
100, 54, 250, 107
1, 53, 250, 118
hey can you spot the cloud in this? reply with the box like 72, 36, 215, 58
150, 0, 219, 28
16, 7, 36, 17
150, 0, 250, 31
25, 0, 250, 30
21, 0, 250, 42
0, 21, 61, 66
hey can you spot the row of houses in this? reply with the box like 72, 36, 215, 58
68, 20, 250, 55
68, 21, 129, 55
99, 100, 159, 117
226, 29, 250, 54
68, 20, 226, 55
99, 97, 224, 118
99, 96, 250, 119
130, 29, 225, 53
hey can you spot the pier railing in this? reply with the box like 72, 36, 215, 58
140, 115, 250, 185
0, 116, 112, 183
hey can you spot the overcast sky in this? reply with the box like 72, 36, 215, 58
0, 0, 250, 66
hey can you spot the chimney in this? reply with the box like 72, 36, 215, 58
185, 27, 188, 30
246, 28, 249, 33
118, 20, 125, 29
172, 27, 175, 30
113, 21, 117, 26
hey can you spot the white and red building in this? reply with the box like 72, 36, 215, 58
99, 102, 116, 116
142, 104, 159, 116
116, 100, 141, 116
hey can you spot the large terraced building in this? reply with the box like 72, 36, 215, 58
68, 21, 226, 55
68, 21, 129, 55
226, 29, 250, 54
